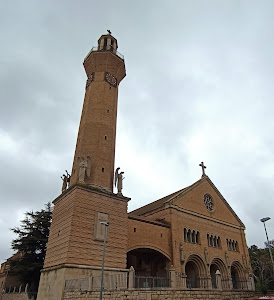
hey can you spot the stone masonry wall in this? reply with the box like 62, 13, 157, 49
2, 293, 29, 300
63, 289, 274, 300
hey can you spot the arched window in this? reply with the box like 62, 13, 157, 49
192, 230, 196, 243
187, 229, 191, 242
196, 231, 200, 244
184, 228, 200, 244
210, 235, 214, 247
235, 241, 239, 251
229, 239, 232, 251
213, 236, 217, 247
217, 236, 221, 248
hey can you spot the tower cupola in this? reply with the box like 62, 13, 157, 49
98, 32, 118, 53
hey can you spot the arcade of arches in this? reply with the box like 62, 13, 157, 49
127, 247, 249, 290
183, 255, 247, 290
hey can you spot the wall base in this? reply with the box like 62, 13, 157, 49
63, 289, 274, 300
37, 264, 128, 300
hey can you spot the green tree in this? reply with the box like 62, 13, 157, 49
249, 244, 274, 293
10, 202, 52, 292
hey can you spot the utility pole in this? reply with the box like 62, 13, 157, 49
99, 222, 109, 300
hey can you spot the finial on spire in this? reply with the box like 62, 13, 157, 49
107, 29, 112, 35
199, 161, 207, 177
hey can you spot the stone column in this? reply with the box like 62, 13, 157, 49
215, 270, 222, 290
128, 266, 135, 289
181, 274, 187, 288
169, 266, 176, 288
248, 274, 255, 291
228, 277, 233, 290
88, 276, 93, 291
205, 276, 212, 289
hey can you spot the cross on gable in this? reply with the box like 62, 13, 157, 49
199, 161, 207, 177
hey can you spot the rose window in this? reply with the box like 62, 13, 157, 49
204, 194, 214, 212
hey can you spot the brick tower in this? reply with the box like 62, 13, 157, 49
70, 33, 126, 191
37, 33, 130, 300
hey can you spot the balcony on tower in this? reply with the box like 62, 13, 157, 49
84, 33, 124, 62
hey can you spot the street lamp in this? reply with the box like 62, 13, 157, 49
99, 221, 109, 300
260, 217, 274, 274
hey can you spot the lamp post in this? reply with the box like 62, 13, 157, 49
99, 221, 109, 300
260, 217, 274, 274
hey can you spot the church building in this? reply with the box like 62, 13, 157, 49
37, 33, 254, 300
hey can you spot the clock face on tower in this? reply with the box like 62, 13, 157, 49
104, 72, 117, 87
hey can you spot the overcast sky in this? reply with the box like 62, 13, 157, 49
1, 0, 274, 264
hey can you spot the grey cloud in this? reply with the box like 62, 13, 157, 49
1, 0, 274, 263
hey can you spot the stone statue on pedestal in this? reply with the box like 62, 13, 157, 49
79, 159, 88, 183
115, 167, 124, 194
61, 170, 71, 192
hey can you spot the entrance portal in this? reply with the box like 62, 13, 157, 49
185, 254, 207, 289
231, 266, 239, 289
127, 248, 170, 277
185, 261, 199, 288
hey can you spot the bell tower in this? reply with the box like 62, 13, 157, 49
37, 33, 129, 300
70, 33, 126, 191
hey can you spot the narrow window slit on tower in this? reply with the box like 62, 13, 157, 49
103, 38, 107, 50
134, 228, 136, 232
102, 168, 104, 172
105, 136, 107, 140
107, 109, 110, 113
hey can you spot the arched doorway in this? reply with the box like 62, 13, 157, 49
210, 264, 218, 288
210, 257, 229, 289
185, 254, 207, 289
231, 261, 245, 289
127, 248, 170, 277
186, 261, 199, 288
231, 266, 239, 289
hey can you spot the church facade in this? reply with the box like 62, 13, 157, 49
127, 174, 253, 290
37, 33, 254, 300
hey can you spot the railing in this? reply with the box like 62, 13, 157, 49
238, 277, 248, 290
221, 276, 231, 289
2, 285, 27, 293
134, 275, 170, 289
84, 47, 124, 62
65, 273, 128, 291
1, 284, 37, 299
176, 272, 186, 287
186, 276, 209, 289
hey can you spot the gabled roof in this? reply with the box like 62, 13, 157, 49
128, 176, 245, 228
128, 179, 201, 216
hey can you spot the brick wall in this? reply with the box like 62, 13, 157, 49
44, 185, 129, 269
128, 217, 171, 259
